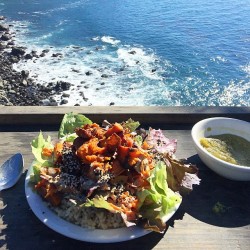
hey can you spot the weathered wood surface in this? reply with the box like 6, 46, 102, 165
0, 109, 250, 249
0, 106, 250, 127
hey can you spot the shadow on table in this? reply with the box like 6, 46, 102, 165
0, 170, 179, 250
181, 154, 250, 227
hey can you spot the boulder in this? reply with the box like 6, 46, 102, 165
21, 70, 29, 78
60, 99, 68, 105
72, 68, 80, 73
1, 34, 11, 41
7, 41, 15, 46
52, 53, 62, 57
42, 49, 50, 53
128, 50, 136, 55
53, 81, 71, 91
62, 92, 70, 98
85, 71, 92, 76
24, 53, 33, 59
11, 47, 26, 57
0, 24, 9, 31
0, 43, 6, 50
21, 79, 28, 86
101, 74, 109, 78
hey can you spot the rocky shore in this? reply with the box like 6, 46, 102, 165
0, 17, 73, 106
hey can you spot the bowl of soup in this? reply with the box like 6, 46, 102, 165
191, 117, 250, 181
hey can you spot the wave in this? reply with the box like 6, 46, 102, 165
101, 36, 120, 45
241, 63, 250, 76
219, 80, 250, 106
32, 0, 89, 15
210, 56, 227, 63
10, 21, 172, 106
7, 18, 250, 107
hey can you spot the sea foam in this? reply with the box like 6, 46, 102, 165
11, 21, 173, 106
7, 16, 250, 107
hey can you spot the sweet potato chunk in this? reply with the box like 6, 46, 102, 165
117, 145, 130, 164
105, 133, 121, 153
105, 123, 123, 137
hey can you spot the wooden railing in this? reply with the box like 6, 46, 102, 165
0, 106, 249, 127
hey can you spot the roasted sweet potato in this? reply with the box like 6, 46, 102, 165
117, 145, 130, 164
54, 142, 63, 161
105, 123, 123, 137
105, 133, 121, 153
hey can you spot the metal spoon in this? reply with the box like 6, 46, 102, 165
0, 153, 24, 191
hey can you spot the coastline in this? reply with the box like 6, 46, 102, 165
0, 16, 174, 107
0, 17, 74, 106
1, 13, 249, 107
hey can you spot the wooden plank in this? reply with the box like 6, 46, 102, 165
0, 106, 249, 126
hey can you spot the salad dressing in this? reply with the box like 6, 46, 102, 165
200, 134, 250, 166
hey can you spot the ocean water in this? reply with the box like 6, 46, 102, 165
0, 0, 249, 106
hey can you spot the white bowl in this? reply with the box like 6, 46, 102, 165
191, 117, 250, 181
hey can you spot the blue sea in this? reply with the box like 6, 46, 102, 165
1, 0, 249, 106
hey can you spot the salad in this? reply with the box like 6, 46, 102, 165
30, 112, 200, 233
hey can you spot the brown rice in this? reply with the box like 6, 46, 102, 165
49, 198, 125, 229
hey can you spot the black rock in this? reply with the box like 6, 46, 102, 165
7, 41, 15, 46
0, 24, 9, 31
0, 44, 6, 50
62, 92, 70, 98
52, 53, 62, 57
1, 34, 11, 41
9, 56, 20, 63
24, 53, 33, 59
42, 49, 50, 53
0, 21, 77, 106
54, 81, 71, 91
72, 68, 80, 73
60, 99, 68, 105
85, 71, 92, 76
128, 50, 136, 55
101, 74, 109, 78
11, 47, 26, 57
21, 70, 29, 78
49, 101, 58, 106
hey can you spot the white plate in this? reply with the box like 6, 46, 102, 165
25, 166, 180, 243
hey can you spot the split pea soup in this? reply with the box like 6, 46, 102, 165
200, 134, 250, 166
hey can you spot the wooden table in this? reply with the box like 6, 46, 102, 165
0, 107, 250, 250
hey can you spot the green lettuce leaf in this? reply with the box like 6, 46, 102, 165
58, 112, 92, 138
31, 131, 54, 165
134, 135, 143, 146
30, 131, 54, 182
123, 118, 140, 132
137, 161, 182, 231
29, 163, 41, 183
63, 133, 78, 142
83, 196, 117, 213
